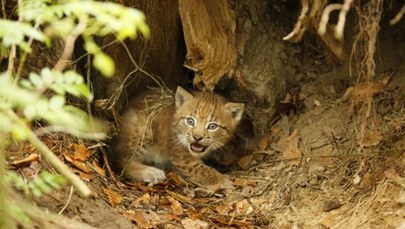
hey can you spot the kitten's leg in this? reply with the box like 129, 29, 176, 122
122, 161, 166, 184
173, 158, 234, 191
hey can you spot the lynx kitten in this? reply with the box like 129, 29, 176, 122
110, 86, 244, 191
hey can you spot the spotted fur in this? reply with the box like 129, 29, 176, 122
109, 86, 244, 191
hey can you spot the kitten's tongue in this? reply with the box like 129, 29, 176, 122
190, 143, 205, 153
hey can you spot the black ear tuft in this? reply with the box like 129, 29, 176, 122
224, 102, 245, 122
175, 86, 194, 108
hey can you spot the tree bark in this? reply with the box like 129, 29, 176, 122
179, 0, 237, 91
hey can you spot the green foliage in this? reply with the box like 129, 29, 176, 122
5, 170, 66, 198
0, 20, 48, 53
0, 0, 150, 139
9, 204, 33, 227
0, 0, 150, 227
0, 70, 97, 140
16, 0, 150, 77
21, 0, 150, 38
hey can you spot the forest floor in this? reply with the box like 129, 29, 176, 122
7, 22, 405, 229
9, 62, 405, 229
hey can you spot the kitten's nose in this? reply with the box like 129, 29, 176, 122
193, 135, 203, 141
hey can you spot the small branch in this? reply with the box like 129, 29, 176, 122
14, 22, 40, 84
389, 4, 405, 25
34, 126, 106, 140
58, 185, 74, 215
53, 17, 87, 72
7, 110, 92, 197
119, 40, 167, 88
7, 0, 24, 76
1, 0, 6, 19
283, 0, 310, 42
318, 4, 342, 35
100, 147, 126, 188
7, 44, 16, 75
335, 0, 353, 40
0, 136, 15, 229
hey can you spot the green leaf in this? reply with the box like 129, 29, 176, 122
10, 124, 29, 140
10, 205, 32, 227
5, 172, 27, 192
28, 182, 43, 198
41, 67, 53, 83
20, 79, 33, 89
36, 99, 49, 114
0, 20, 46, 51
64, 70, 83, 84
83, 39, 100, 54
33, 176, 52, 193
23, 104, 36, 120
49, 95, 65, 110
49, 84, 66, 95
41, 171, 66, 189
29, 73, 43, 87
76, 84, 93, 101
93, 52, 115, 77
40, 68, 53, 82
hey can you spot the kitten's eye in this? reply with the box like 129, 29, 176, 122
207, 123, 218, 130
185, 117, 195, 126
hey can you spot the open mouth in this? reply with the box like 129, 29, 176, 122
190, 143, 207, 153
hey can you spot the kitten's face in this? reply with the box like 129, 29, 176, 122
173, 87, 244, 158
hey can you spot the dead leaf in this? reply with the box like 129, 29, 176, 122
161, 213, 180, 222
322, 200, 342, 212
258, 135, 270, 151
215, 203, 234, 215
26, 144, 37, 153
200, 207, 214, 215
313, 144, 335, 166
137, 184, 161, 193
166, 190, 194, 204
91, 160, 106, 176
123, 210, 152, 229
233, 178, 257, 187
134, 193, 151, 206
237, 154, 254, 170
67, 143, 92, 161
359, 172, 375, 189
167, 172, 187, 186
102, 187, 122, 207
249, 198, 266, 206
359, 131, 383, 147
166, 196, 183, 215
11, 153, 40, 167
148, 211, 165, 226
181, 218, 209, 229
384, 167, 405, 188
273, 129, 302, 165
78, 172, 93, 182
20, 161, 42, 180
235, 199, 253, 215
124, 211, 163, 227
341, 75, 390, 106
63, 154, 91, 173
210, 217, 254, 229
241, 186, 255, 196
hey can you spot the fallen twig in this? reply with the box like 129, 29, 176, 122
7, 109, 92, 197
389, 4, 405, 25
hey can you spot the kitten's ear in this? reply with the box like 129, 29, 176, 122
225, 102, 245, 122
175, 86, 194, 108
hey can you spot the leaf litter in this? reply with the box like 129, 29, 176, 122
7, 74, 405, 228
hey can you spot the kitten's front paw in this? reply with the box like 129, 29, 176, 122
206, 176, 235, 192
140, 167, 166, 184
